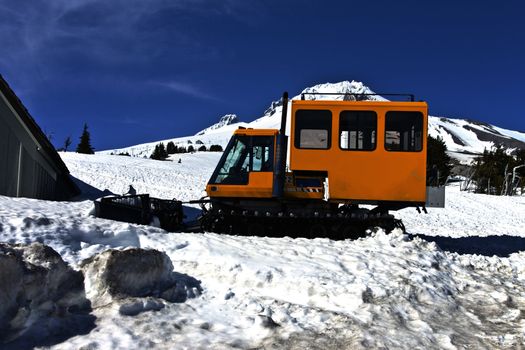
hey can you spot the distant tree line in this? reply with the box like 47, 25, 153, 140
472, 145, 525, 195
150, 141, 223, 160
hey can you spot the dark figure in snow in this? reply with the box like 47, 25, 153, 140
178, 158, 182, 164
125, 185, 136, 195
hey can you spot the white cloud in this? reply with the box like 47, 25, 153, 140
154, 81, 221, 102
0, 0, 259, 87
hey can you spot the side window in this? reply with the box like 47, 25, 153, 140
339, 111, 377, 151
294, 110, 332, 149
251, 136, 274, 172
385, 111, 423, 152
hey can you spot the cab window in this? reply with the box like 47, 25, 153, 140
385, 111, 423, 152
339, 111, 377, 151
209, 135, 274, 185
294, 110, 332, 149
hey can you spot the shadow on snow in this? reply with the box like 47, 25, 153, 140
410, 234, 525, 257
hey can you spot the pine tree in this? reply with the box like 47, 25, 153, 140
166, 141, 176, 154
472, 145, 515, 194
159, 142, 168, 159
76, 124, 94, 154
198, 145, 207, 152
150, 142, 168, 160
427, 136, 452, 186
150, 145, 160, 160
64, 136, 72, 152
209, 144, 223, 152
187, 145, 195, 153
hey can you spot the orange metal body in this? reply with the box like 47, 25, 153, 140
205, 129, 277, 198
206, 100, 428, 204
206, 171, 274, 198
290, 100, 428, 203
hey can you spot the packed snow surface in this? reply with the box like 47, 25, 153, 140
1, 151, 525, 349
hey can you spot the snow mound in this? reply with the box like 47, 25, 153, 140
81, 248, 202, 308
0, 243, 89, 342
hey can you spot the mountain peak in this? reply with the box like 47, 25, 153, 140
196, 114, 239, 136
300, 80, 386, 101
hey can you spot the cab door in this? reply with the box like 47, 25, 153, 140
207, 134, 275, 198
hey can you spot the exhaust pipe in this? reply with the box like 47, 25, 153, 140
272, 92, 289, 198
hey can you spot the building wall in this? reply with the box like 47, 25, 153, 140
0, 91, 62, 200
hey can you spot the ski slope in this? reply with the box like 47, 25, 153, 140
1, 152, 525, 349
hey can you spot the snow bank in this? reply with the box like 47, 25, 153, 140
0, 243, 89, 343
1, 150, 524, 348
81, 248, 202, 309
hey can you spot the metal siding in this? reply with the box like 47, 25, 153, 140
0, 115, 9, 194
0, 95, 21, 196
0, 82, 78, 200
5, 131, 20, 197
19, 146, 34, 198
0, 92, 59, 199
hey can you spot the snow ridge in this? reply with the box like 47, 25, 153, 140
196, 114, 239, 136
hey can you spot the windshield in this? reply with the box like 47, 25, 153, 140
209, 135, 274, 185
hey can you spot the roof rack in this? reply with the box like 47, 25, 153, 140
300, 92, 415, 102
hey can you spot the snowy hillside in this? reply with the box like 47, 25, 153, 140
1, 151, 525, 349
428, 116, 525, 163
101, 81, 525, 164
195, 114, 239, 136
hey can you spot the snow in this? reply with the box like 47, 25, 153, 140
428, 117, 494, 155
494, 125, 525, 144
62, 151, 221, 201
1, 152, 525, 349
399, 183, 525, 238
195, 114, 239, 136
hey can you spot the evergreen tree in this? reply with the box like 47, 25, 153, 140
76, 124, 94, 154
187, 145, 195, 153
150, 144, 161, 160
427, 136, 452, 186
198, 145, 207, 152
150, 142, 168, 160
166, 141, 176, 154
472, 145, 517, 194
63, 136, 72, 152
209, 144, 223, 152
159, 142, 168, 159
516, 148, 525, 165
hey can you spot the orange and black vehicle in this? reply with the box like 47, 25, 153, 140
201, 92, 444, 238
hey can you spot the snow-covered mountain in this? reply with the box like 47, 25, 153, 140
101, 81, 525, 164
195, 114, 239, 136
428, 117, 525, 163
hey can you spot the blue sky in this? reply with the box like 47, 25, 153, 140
0, 0, 524, 150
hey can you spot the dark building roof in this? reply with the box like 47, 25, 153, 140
0, 74, 80, 197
